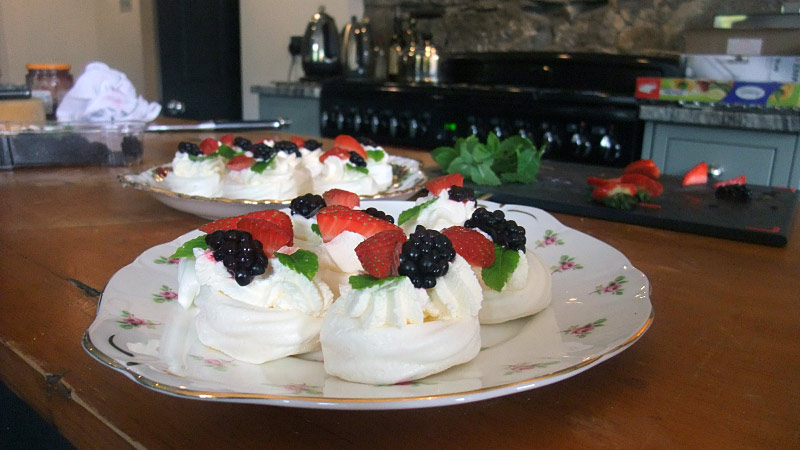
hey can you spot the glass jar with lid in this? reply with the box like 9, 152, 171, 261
25, 64, 74, 119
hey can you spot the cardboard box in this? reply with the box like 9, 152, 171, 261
683, 55, 800, 82
635, 77, 800, 108
684, 29, 800, 56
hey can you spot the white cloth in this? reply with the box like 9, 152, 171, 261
56, 62, 161, 122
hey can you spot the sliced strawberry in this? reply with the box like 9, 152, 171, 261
290, 136, 306, 147
623, 159, 660, 179
319, 146, 351, 163
425, 173, 464, 195
713, 175, 746, 188
586, 176, 622, 187
220, 134, 234, 147
441, 226, 495, 268
316, 207, 401, 243
199, 215, 243, 233
621, 173, 664, 197
323, 188, 360, 208
592, 182, 638, 210
199, 138, 219, 155
355, 229, 407, 278
240, 209, 292, 236
237, 218, 293, 257
682, 162, 708, 186
226, 154, 255, 171
334, 135, 366, 158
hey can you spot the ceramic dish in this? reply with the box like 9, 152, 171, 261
119, 155, 426, 219
83, 200, 652, 410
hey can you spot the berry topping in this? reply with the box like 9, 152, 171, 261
199, 138, 219, 155
250, 142, 276, 161
220, 134, 234, 146
363, 207, 395, 224
302, 139, 322, 151
316, 206, 401, 243
441, 226, 496, 268
319, 146, 351, 163
348, 151, 367, 168
205, 229, 268, 286
290, 193, 326, 218
226, 154, 255, 171
199, 216, 242, 233
233, 136, 252, 150
323, 188, 360, 208
425, 174, 464, 196
464, 208, 526, 252
398, 226, 456, 289
334, 134, 367, 158
237, 218, 293, 258
289, 136, 305, 147
178, 141, 202, 156
447, 185, 476, 203
274, 140, 301, 156
356, 136, 377, 147
241, 209, 293, 236
355, 229, 407, 279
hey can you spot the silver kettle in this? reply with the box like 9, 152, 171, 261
341, 16, 373, 78
301, 6, 341, 78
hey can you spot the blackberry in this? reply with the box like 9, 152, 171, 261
356, 136, 377, 147
363, 207, 395, 224
448, 186, 476, 203
250, 142, 276, 161
274, 140, 301, 157
348, 151, 367, 167
233, 136, 252, 150
398, 226, 456, 289
290, 193, 326, 218
302, 139, 322, 151
205, 229, 268, 286
715, 184, 752, 202
177, 141, 202, 156
464, 208, 526, 252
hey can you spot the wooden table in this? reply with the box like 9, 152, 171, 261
1, 130, 798, 449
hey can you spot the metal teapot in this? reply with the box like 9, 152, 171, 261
301, 6, 341, 79
341, 16, 373, 78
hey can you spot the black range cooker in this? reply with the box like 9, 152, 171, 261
319, 52, 682, 167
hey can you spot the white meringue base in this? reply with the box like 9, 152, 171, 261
477, 252, 552, 324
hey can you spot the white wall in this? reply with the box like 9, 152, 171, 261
240, 0, 363, 119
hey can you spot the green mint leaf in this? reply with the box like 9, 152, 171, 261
431, 146, 458, 169
311, 223, 321, 237
472, 161, 502, 186
482, 245, 521, 291
398, 198, 437, 225
346, 164, 369, 174
500, 147, 541, 184
170, 235, 209, 259
366, 149, 385, 162
187, 154, 216, 162
349, 274, 405, 290
486, 132, 501, 155
251, 160, 270, 174
217, 144, 236, 159
447, 155, 473, 177
275, 249, 319, 281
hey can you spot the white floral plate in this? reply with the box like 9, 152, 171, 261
119, 155, 426, 219
82, 200, 652, 410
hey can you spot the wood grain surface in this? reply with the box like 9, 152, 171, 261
1, 129, 798, 449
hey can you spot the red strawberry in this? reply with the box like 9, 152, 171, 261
319, 146, 351, 163
621, 173, 664, 197
237, 218, 293, 257
316, 207, 401, 243
220, 134, 234, 146
713, 175, 746, 188
355, 229, 407, 278
623, 159, 660, 179
441, 226, 496, 268
323, 188, 360, 208
199, 215, 243, 233
226, 154, 255, 171
334, 134, 366, 158
592, 182, 637, 201
240, 209, 292, 235
290, 136, 306, 147
199, 138, 219, 155
682, 162, 708, 186
425, 174, 464, 195
586, 176, 622, 187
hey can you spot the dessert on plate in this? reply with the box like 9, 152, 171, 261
398, 174, 477, 232
164, 136, 231, 197
221, 138, 312, 200
311, 135, 394, 196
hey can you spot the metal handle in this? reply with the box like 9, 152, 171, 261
146, 118, 291, 132
166, 99, 185, 116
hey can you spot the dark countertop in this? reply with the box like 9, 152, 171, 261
250, 82, 321, 99
639, 103, 800, 132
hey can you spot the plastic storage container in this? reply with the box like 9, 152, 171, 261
25, 64, 74, 119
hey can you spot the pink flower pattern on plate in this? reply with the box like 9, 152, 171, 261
591, 276, 627, 295
152, 285, 178, 303
550, 254, 583, 274
189, 354, 235, 371
154, 255, 181, 265
116, 310, 159, 329
504, 360, 559, 375
562, 318, 607, 338
535, 229, 564, 248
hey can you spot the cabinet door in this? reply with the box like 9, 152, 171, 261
643, 123, 798, 187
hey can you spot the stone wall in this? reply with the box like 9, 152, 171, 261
364, 0, 785, 55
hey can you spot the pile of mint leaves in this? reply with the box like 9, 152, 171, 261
431, 133, 545, 186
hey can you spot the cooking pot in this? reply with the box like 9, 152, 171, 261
301, 6, 341, 78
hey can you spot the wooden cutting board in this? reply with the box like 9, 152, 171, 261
462, 160, 799, 247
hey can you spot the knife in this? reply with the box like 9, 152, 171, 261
146, 118, 291, 132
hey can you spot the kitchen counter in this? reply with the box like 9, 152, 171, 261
640, 103, 800, 132
1, 130, 799, 449
250, 81, 321, 99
